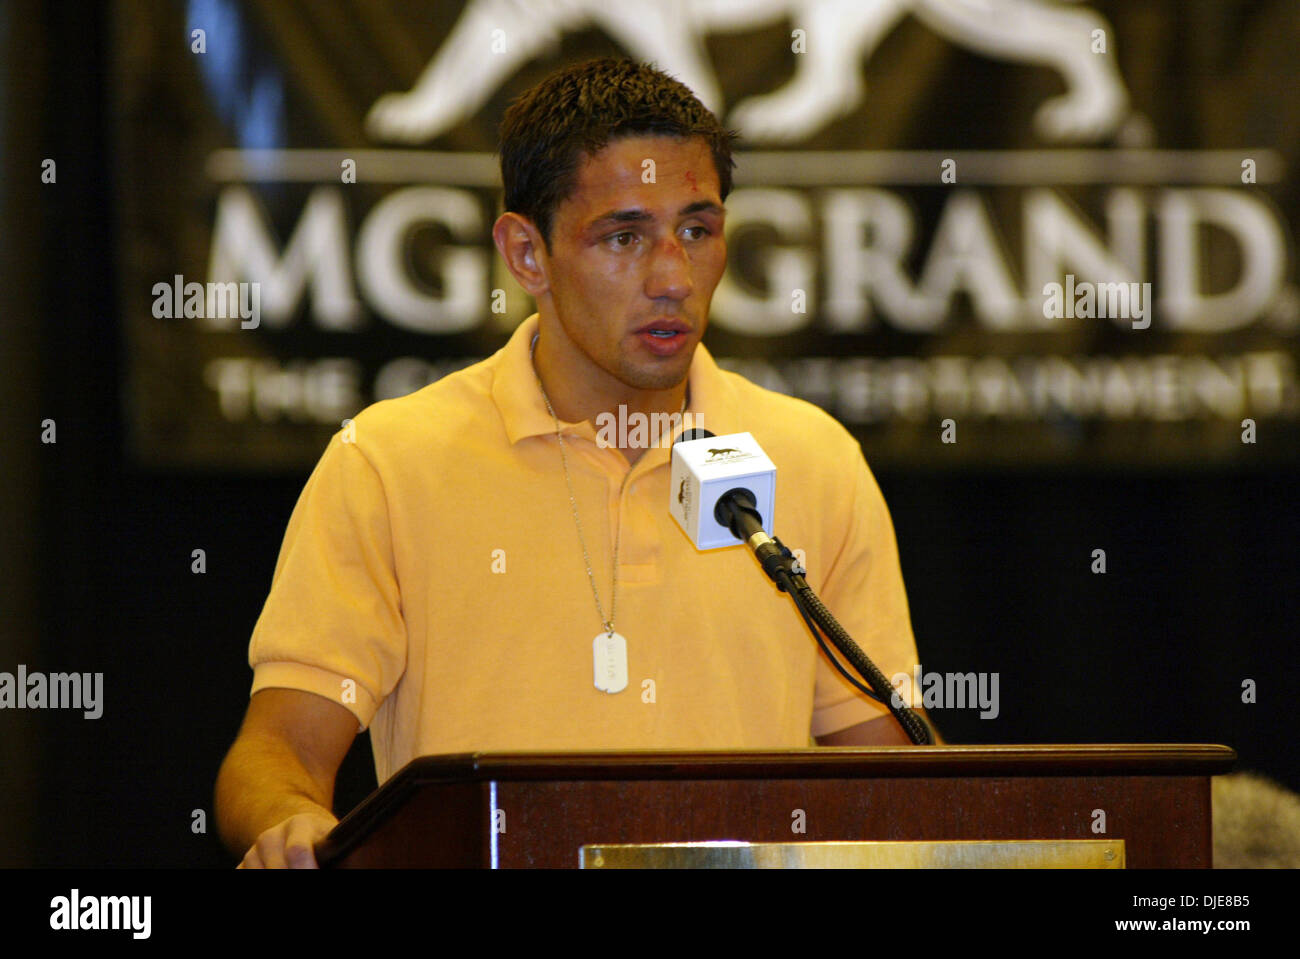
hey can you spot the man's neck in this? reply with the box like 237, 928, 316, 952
531, 328, 689, 467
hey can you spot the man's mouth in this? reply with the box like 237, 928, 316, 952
636, 320, 691, 337
635, 321, 692, 355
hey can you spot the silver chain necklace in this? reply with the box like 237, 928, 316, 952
530, 333, 686, 693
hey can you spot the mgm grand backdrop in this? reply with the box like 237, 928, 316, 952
0, 0, 1297, 866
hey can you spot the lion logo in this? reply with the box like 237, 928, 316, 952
367, 0, 1130, 145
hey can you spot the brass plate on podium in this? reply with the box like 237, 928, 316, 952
580, 839, 1125, 868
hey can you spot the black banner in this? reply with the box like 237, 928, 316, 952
114, 0, 1300, 468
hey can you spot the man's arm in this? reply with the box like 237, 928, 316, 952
214, 688, 359, 868
814, 711, 944, 746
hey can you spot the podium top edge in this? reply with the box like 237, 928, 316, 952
391, 744, 1237, 783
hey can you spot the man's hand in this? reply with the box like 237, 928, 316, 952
215, 688, 358, 867
238, 809, 339, 869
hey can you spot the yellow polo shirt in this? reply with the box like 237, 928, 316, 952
249, 315, 919, 784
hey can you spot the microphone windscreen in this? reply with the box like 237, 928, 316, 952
670, 432, 776, 550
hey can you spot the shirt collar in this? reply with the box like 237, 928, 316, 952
492, 313, 741, 453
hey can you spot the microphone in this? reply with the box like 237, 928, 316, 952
670, 427, 800, 585
669, 429, 776, 550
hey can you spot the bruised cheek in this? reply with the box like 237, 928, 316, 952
584, 250, 642, 290
695, 244, 727, 287
554, 236, 626, 300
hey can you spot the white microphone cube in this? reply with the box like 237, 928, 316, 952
670, 431, 776, 550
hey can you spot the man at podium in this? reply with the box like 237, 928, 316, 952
216, 58, 926, 868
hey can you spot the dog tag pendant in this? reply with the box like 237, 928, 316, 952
593, 631, 628, 694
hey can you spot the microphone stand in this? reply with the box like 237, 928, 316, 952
715, 491, 934, 746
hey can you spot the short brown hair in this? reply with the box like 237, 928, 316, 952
499, 58, 738, 249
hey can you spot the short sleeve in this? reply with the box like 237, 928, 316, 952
248, 433, 408, 731
809, 446, 918, 737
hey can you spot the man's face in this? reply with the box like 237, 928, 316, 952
539, 135, 727, 395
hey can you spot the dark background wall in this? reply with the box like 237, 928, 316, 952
1, 0, 1295, 867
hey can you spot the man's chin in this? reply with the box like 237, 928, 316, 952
619, 355, 694, 393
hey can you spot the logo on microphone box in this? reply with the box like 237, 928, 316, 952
704, 447, 753, 463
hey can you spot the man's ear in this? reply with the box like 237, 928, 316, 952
492, 212, 550, 298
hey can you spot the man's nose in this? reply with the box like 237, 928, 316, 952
644, 234, 693, 300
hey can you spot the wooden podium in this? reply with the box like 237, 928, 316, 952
315, 744, 1234, 868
